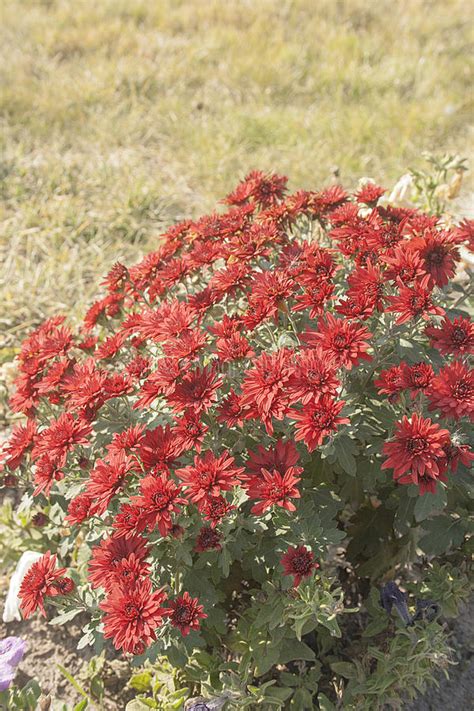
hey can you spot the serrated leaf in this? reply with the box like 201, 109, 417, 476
334, 435, 357, 476
419, 516, 466, 555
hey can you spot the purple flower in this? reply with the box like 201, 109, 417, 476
0, 663, 15, 692
0, 637, 26, 667
0, 637, 26, 691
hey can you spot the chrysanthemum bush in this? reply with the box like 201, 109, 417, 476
1, 170, 473, 708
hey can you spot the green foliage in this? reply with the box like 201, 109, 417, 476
338, 623, 452, 710
0, 680, 42, 711
126, 660, 189, 710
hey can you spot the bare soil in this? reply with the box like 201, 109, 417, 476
0, 605, 133, 709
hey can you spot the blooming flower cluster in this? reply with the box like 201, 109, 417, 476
1, 171, 473, 657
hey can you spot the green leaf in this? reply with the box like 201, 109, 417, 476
330, 662, 357, 679
318, 692, 337, 710
293, 614, 314, 641
126, 701, 157, 711
219, 547, 232, 578
279, 638, 315, 663
414, 488, 447, 522
291, 688, 314, 709
57, 664, 89, 699
419, 515, 467, 555
254, 644, 280, 676
74, 701, 89, 711
49, 608, 83, 625
362, 617, 389, 638
334, 435, 357, 476
128, 671, 153, 693
77, 630, 95, 650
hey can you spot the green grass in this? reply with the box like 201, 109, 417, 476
0, 0, 472, 347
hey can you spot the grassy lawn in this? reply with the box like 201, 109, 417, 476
0, 0, 472, 348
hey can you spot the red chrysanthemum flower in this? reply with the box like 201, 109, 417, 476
2, 419, 37, 470
95, 332, 126, 360
169, 366, 223, 414
32, 454, 65, 497
346, 262, 385, 311
101, 261, 129, 292
409, 229, 459, 287
138, 425, 183, 471
441, 439, 474, 474
452, 218, 474, 250
299, 246, 338, 285
387, 275, 444, 325
244, 467, 301, 515
216, 389, 247, 428
32, 413, 92, 466
305, 314, 372, 369
382, 246, 425, 285
163, 328, 208, 361
382, 413, 449, 493
248, 270, 295, 319
126, 355, 151, 380
131, 472, 186, 536
105, 552, 151, 593
427, 361, 474, 421
88, 534, 149, 590
65, 493, 94, 526
100, 579, 167, 655
173, 411, 209, 453
51, 576, 75, 596
291, 395, 349, 452
19, 552, 70, 618
246, 439, 302, 477
176, 451, 244, 505
293, 282, 335, 319
164, 591, 207, 636
280, 545, 319, 587
215, 332, 254, 363
400, 362, 434, 398
240, 349, 293, 434
224, 170, 288, 208
200, 495, 235, 528
107, 424, 146, 457
134, 358, 182, 408
425, 315, 474, 356
288, 348, 339, 404
354, 183, 386, 205
374, 365, 404, 403
86, 451, 136, 515
60, 359, 109, 413
110, 503, 145, 539
194, 526, 222, 552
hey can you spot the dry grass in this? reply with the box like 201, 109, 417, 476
0, 0, 473, 348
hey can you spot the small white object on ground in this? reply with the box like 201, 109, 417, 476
3, 551, 42, 622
